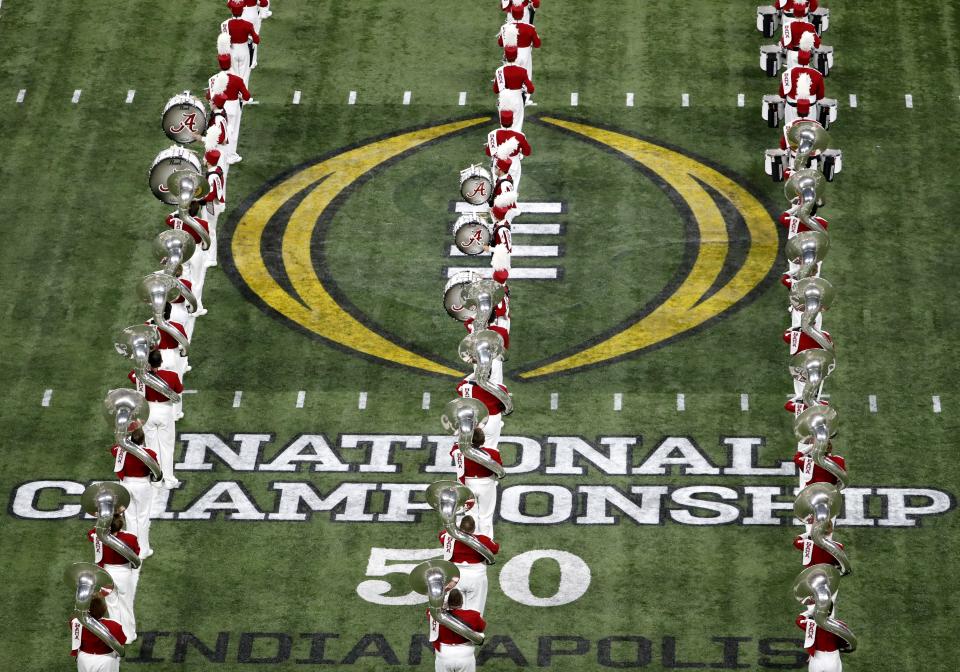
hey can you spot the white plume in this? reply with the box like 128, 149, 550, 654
796, 72, 813, 98
491, 244, 511, 271
798, 31, 815, 52
502, 23, 519, 47
217, 31, 231, 55
494, 190, 517, 208
210, 72, 229, 96
495, 137, 519, 160
204, 126, 221, 151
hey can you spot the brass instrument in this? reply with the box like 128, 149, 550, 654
793, 564, 857, 652
64, 563, 125, 657
80, 483, 142, 569
794, 405, 848, 489
409, 559, 485, 645
102, 388, 162, 480
138, 272, 190, 357
794, 483, 851, 575
114, 324, 182, 404
441, 398, 505, 479
426, 480, 496, 564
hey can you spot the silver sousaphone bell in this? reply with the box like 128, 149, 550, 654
785, 230, 830, 282
102, 388, 163, 481
458, 330, 513, 416
784, 168, 827, 233
793, 564, 857, 652
441, 397, 505, 478
794, 482, 851, 575
409, 559, 485, 645
787, 120, 830, 171
138, 272, 190, 357
64, 562, 125, 657
80, 483, 142, 569
794, 405, 848, 489
426, 480, 496, 564
153, 231, 199, 314
790, 348, 835, 407
115, 323, 182, 404
462, 279, 506, 332
167, 167, 209, 209
789, 277, 835, 350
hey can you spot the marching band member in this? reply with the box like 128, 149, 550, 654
70, 596, 126, 672
498, 20, 540, 80
783, 326, 832, 356
221, 12, 260, 81
485, 123, 531, 193
166, 201, 214, 278
199, 148, 226, 261
793, 532, 844, 570
502, 0, 539, 23
429, 589, 487, 672
795, 604, 845, 672
206, 71, 252, 162
451, 425, 504, 539
109, 429, 158, 559
207, 104, 240, 165
780, 211, 829, 238
493, 60, 534, 131
439, 515, 500, 615
779, 66, 825, 128
490, 189, 521, 226
146, 305, 189, 371
87, 512, 140, 642
778, 0, 819, 21
170, 264, 205, 317
128, 350, 183, 489
781, 20, 820, 69
794, 440, 846, 488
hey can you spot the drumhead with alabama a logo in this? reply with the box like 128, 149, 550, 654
453, 213, 493, 256
162, 92, 208, 144
459, 164, 493, 205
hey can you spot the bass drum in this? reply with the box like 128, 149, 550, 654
162, 92, 208, 144
149, 146, 202, 205
443, 271, 483, 322
459, 164, 493, 206
453, 213, 492, 256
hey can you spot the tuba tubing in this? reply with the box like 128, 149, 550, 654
799, 297, 833, 352
809, 518, 851, 576
431, 483, 497, 564
120, 436, 163, 482
180, 208, 211, 250
76, 608, 127, 657
812, 603, 857, 653
173, 277, 199, 314
446, 522, 496, 564
135, 367, 182, 404
476, 378, 513, 417
456, 415, 506, 479
155, 316, 190, 356
811, 434, 849, 489
796, 187, 826, 233
801, 367, 823, 408
432, 606, 486, 646
93, 502, 142, 569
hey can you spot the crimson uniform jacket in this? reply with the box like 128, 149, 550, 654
165, 212, 211, 245
793, 534, 844, 568
779, 67, 824, 117
128, 369, 184, 402
451, 442, 504, 481
207, 73, 251, 108
224, 17, 260, 44
493, 64, 535, 93
70, 618, 126, 656
784, 398, 828, 414
777, 0, 818, 17
781, 21, 820, 66
204, 165, 225, 204
783, 327, 832, 355
228, 0, 268, 16
457, 378, 509, 416
779, 212, 828, 235
87, 529, 140, 567
794, 451, 846, 486
498, 22, 541, 49
486, 129, 532, 158
111, 444, 159, 479
502, 0, 539, 20
145, 319, 188, 350
439, 529, 500, 563
795, 614, 843, 655
209, 111, 229, 144
430, 609, 487, 651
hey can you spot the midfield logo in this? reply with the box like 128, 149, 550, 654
224, 117, 780, 379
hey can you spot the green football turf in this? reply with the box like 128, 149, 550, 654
1, 1, 958, 670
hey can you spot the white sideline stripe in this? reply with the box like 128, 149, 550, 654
626, 92, 634, 107
182, 389, 199, 395
458, 91, 467, 106
292, 90, 301, 104
512, 223, 561, 234
570, 92, 579, 106
41, 389, 53, 407
677, 393, 686, 412
402, 91, 412, 105
446, 267, 558, 279
348, 90, 357, 105
737, 93, 745, 107
868, 395, 878, 413
125, 89, 136, 104
16, 89, 25, 103
359, 392, 368, 409
550, 392, 559, 410
71, 89, 82, 104
422, 392, 431, 410
449, 245, 558, 257
682, 93, 690, 107
233, 391, 242, 408
296, 390, 306, 408
849, 94, 858, 108
614, 393, 623, 411
741, 393, 750, 412
933, 395, 942, 414
455, 201, 562, 214
905, 94, 913, 109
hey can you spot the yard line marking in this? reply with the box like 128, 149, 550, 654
458, 91, 467, 106
446, 267, 558, 280
71, 89, 82, 104
449, 244, 558, 257
359, 391, 368, 409
681, 93, 690, 107
296, 390, 306, 408
849, 94, 858, 108
614, 393, 623, 411
422, 392, 431, 410
511, 223, 561, 234
737, 93, 745, 107
868, 395, 878, 413
676, 393, 686, 412
183, 389, 199, 395
570, 92, 579, 106
741, 393, 750, 412
16, 88, 25, 103
125, 89, 136, 104
626, 92, 634, 107
232, 391, 243, 408
402, 91, 412, 105
292, 90, 301, 104
41, 389, 53, 407
455, 201, 562, 214
932, 395, 941, 414
550, 392, 559, 410
348, 90, 357, 105
905, 94, 913, 108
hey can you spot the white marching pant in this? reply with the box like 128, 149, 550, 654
435, 644, 476, 672
242, 6, 263, 31
482, 413, 503, 450
77, 651, 120, 672
145, 401, 177, 483
103, 564, 138, 640
498, 90, 524, 131
808, 650, 841, 672
224, 99, 243, 157
516, 46, 533, 79
490, 358, 504, 386
230, 43, 251, 80
121, 477, 155, 556
463, 476, 498, 539
160, 347, 188, 377
454, 563, 489, 615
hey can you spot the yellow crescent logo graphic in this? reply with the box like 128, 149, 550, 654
226, 117, 779, 380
